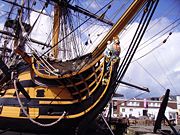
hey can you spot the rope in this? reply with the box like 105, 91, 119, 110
32, 54, 61, 76
132, 32, 172, 62
137, 18, 180, 52
115, 1, 151, 86
115, 20, 179, 63
107, 0, 159, 94
39, 0, 114, 58
136, 61, 166, 90
23, 34, 61, 76
121, 2, 179, 50
19, 0, 26, 34
119, 0, 157, 81
111, 0, 131, 21
152, 53, 178, 95
12, 72, 66, 127
15, 1, 47, 51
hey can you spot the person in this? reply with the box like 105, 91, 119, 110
111, 36, 121, 62
103, 40, 113, 62
102, 36, 121, 85
104, 36, 121, 68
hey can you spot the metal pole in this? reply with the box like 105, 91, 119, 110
100, 113, 115, 135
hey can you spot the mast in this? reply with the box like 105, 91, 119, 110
0, 30, 49, 47
52, 4, 61, 58
51, 0, 113, 26
92, 0, 148, 58
2, 0, 50, 17
65, 4, 113, 26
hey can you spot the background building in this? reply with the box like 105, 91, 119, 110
106, 95, 178, 122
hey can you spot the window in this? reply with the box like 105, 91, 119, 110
127, 101, 140, 106
36, 89, 45, 97
133, 102, 140, 106
113, 101, 117, 106
130, 108, 133, 111
20, 107, 29, 117
127, 102, 133, 106
121, 103, 125, 106
155, 103, 160, 107
122, 108, 125, 112
113, 105, 117, 111
0, 105, 3, 114
148, 102, 154, 107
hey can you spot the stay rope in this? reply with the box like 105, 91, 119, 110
110, 0, 159, 91
12, 71, 66, 127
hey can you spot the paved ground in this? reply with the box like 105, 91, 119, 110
0, 125, 180, 135
0, 131, 57, 135
126, 125, 180, 135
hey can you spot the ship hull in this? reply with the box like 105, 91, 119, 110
0, 83, 113, 134
0, 58, 118, 134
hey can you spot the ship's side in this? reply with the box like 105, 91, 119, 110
0, 54, 119, 134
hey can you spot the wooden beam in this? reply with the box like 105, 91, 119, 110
119, 80, 149, 92
51, 0, 113, 26
52, 4, 60, 58
2, 0, 51, 17
0, 30, 50, 47
66, 4, 113, 26
92, 0, 147, 58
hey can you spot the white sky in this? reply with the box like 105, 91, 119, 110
0, 0, 179, 99
118, 17, 180, 98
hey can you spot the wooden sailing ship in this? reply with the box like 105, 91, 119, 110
0, 0, 158, 134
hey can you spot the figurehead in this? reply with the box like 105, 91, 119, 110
113, 35, 121, 55
113, 35, 120, 44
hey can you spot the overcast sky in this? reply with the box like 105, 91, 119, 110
117, 0, 180, 99
75, 0, 180, 99
0, 0, 179, 99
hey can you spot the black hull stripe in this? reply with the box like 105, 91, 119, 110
0, 81, 106, 115
0, 63, 118, 133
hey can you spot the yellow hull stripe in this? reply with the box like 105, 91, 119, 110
0, 62, 113, 120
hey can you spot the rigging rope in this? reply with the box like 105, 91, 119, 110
118, 0, 156, 81
111, 0, 131, 22
132, 32, 172, 62
15, 1, 64, 76
136, 61, 166, 90
108, 0, 159, 93
12, 72, 66, 127
120, 1, 179, 54
21, 31, 61, 77
137, 18, 180, 52
114, 17, 180, 62
120, 32, 174, 93
15, 1, 48, 53
39, 0, 114, 58
152, 53, 178, 95
19, 0, 25, 33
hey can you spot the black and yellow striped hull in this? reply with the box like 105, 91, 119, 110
0, 55, 118, 134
